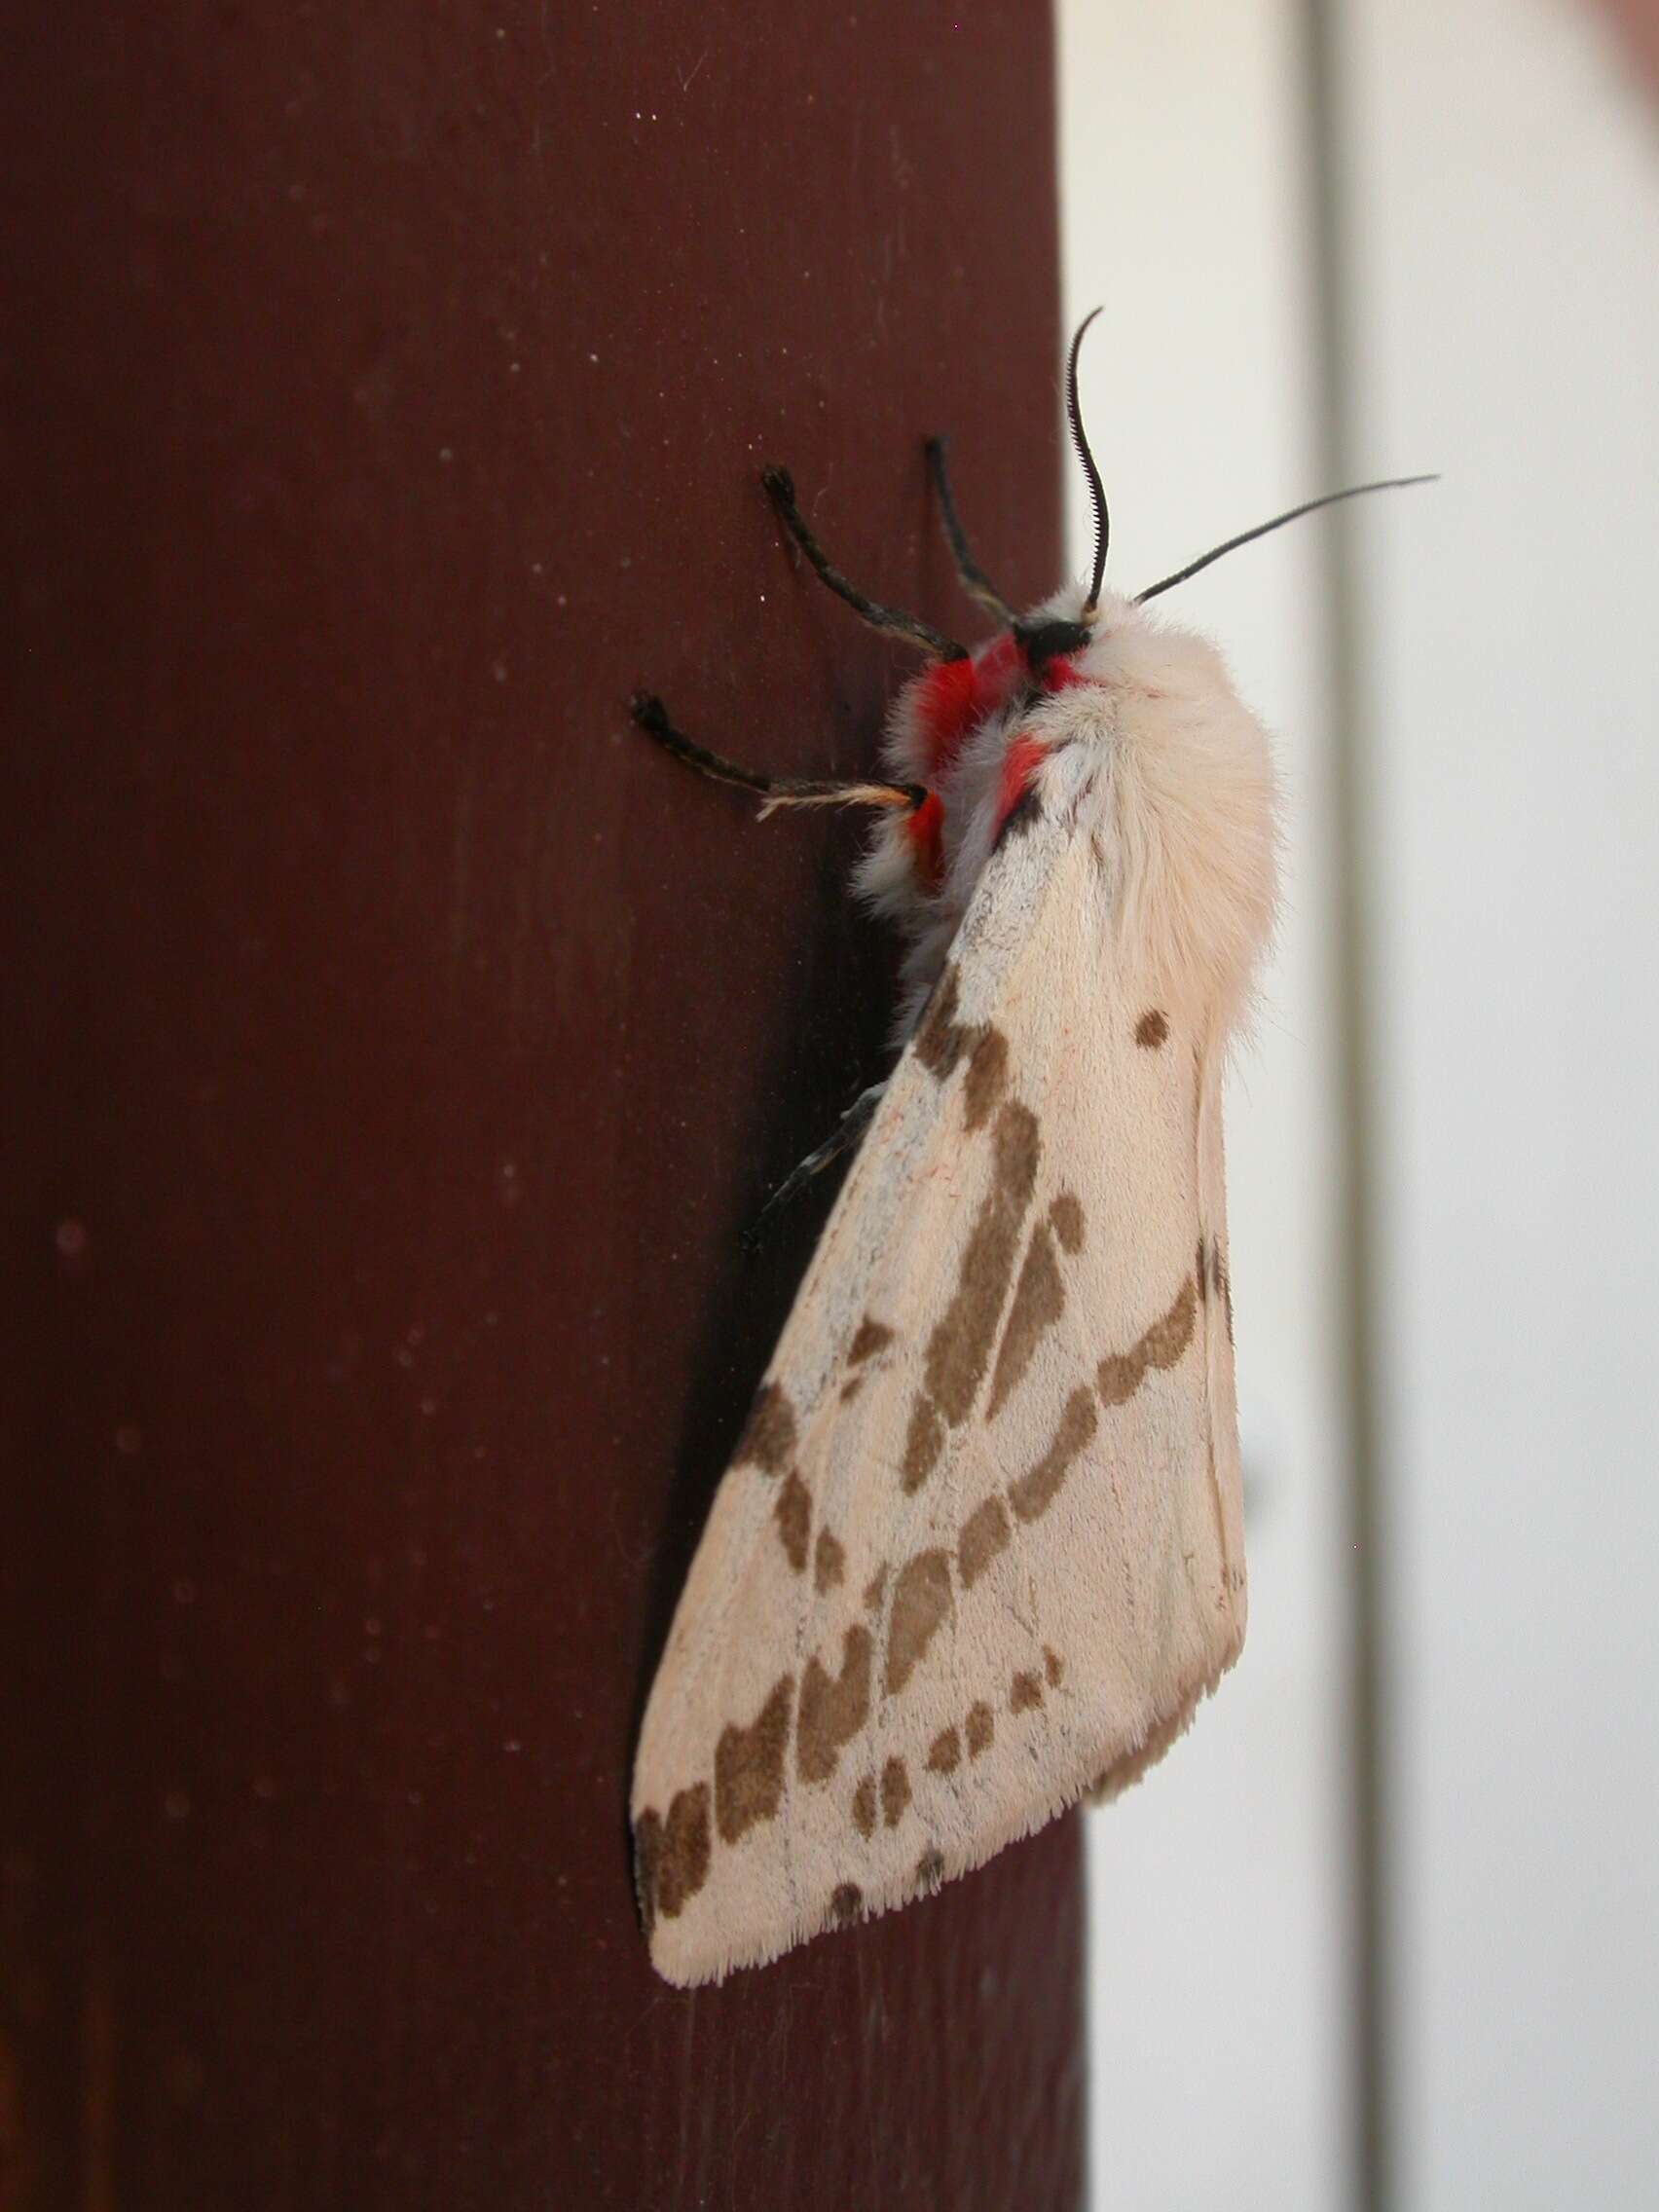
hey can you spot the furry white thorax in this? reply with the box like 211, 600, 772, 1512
860, 584, 1280, 1043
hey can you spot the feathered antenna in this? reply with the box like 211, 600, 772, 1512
1067, 308, 1109, 616
1135, 475, 1438, 604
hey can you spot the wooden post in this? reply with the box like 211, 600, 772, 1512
4, 3, 1083, 2202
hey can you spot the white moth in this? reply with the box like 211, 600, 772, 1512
630, 313, 1426, 1987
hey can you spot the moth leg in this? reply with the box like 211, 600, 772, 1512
631, 693, 927, 820
924, 435, 1016, 625
760, 465, 968, 662
743, 1081, 887, 1251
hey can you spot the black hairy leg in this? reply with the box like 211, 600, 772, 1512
742, 1081, 887, 1251
630, 694, 927, 819
760, 465, 968, 663
924, 436, 1014, 625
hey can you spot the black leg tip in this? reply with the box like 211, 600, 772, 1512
738, 1216, 768, 1257
924, 433, 947, 461
630, 690, 669, 732
759, 463, 795, 505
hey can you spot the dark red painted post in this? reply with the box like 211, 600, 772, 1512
3, 5, 1083, 2203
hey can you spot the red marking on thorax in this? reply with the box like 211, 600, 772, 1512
916, 632, 1020, 776
906, 790, 946, 892
993, 732, 1048, 838
1038, 655, 1088, 693
914, 658, 977, 775
977, 631, 1020, 687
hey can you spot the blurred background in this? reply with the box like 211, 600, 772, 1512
1061, 1, 1659, 2205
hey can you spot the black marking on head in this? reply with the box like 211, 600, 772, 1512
1014, 617, 1091, 672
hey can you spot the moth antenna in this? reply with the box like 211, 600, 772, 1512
1134, 474, 1439, 605
1067, 307, 1109, 616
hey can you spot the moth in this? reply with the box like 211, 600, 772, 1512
630, 313, 1426, 1987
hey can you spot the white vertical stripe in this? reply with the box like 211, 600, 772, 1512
1058, 5, 1355, 2205
1335, 0, 1659, 2201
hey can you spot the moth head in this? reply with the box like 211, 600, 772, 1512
1012, 579, 1139, 675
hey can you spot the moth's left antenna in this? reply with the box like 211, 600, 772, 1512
1068, 308, 1109, 616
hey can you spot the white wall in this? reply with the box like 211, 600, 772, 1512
1059, 1, 1659, 2206
1339, 1, 1659, 2203
1058, 6, 1356, 2206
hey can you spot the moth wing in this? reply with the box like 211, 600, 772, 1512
633, 740, 1246, 1986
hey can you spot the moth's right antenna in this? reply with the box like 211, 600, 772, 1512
1134, 475, 1437, 604
1068, 308, 1109, 616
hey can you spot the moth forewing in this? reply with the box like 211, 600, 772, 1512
633, 686, 1272, 1985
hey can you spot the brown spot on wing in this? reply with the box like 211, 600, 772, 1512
1008, 1387, 1098, 1523
965, 1701, 995, 1757
839, 1374, 865, 1403
927, 1726, 961, 1775
851, 1775, 876, 1838
635, 1783, 711, 1929
885, 1549, 953, 1695
881, 1756, 911, 1827
913, 963, 969, 1077
957, 1495, 1011, 1588
1097, 1277, 1198, 1407
734, 1381, 795, 1475
1049, 1191, 1085, 1254
796, 1625, 873, 1785
715, 1676, 793, 1845
848, 1315, 893, 1365
830, 1881, 863, 1923
1144, 1277, 1198, 1364
915, 1848, 945, 1892
1043, 1645, 1064, 1687
813, 1529, 846, 1593
863, 1565, 888, 1612
913, 963, 1016, 1144
901, 1393, 945, 1494
963, 1027, 1010, 1132
1010, 1670, 1045, 1714
1135, 1009, 1170, 1049
986, 1219, 1064, 1420
774, 1469, 810, 1571
921, 1101, 1040, 1430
